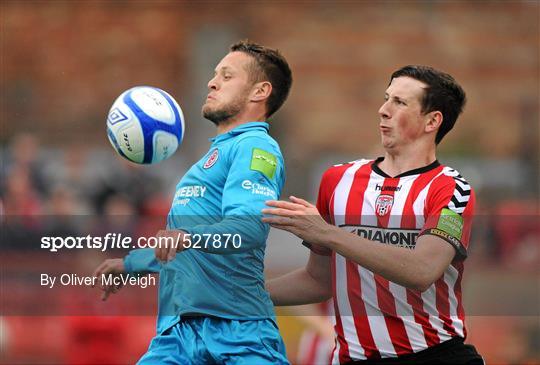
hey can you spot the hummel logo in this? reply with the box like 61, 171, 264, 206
375, 184, 401, 192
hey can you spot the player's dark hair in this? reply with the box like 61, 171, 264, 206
390, 65, 466, 144
230, 40, 292, 118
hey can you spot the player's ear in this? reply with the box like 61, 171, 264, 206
250, 81, 272, 102
425, 111, 443, 133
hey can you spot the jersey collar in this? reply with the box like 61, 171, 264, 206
209, 122, 269, 143
371, 156, 440, 178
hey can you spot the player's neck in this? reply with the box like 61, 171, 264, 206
216, 109, 266, 135
380, 144, 437, 177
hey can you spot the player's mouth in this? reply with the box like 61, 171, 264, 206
379, 125, 391, 133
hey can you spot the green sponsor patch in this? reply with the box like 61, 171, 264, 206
250, 148, 277, 179
437, 208, 464, 239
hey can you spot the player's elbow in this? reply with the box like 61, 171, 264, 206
307, 269, 332, 300
319, 288, 333, 301
407, 268, 441, 292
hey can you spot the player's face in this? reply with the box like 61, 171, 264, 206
202, 51, 254, 125
378, 76, 428, 150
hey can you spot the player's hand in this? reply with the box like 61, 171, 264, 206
92, 258, 126, 301
154, 229, 189, 262
262, 196, 337, 246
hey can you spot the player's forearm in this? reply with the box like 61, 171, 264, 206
326, 229, 438, 291
266, 268, 332, 306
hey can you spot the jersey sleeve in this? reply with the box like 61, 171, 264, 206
182, 136, 285, 254
123, 248, 161, 274
419, 170, 475, 260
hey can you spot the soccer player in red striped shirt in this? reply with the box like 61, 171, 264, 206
263, 66, 484, 365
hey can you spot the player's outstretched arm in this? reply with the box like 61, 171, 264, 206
263, 196, 456, 292
266, 250, 332, 306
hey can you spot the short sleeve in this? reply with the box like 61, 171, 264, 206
419, 170, 475, 260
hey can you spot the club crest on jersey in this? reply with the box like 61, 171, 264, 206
203, 149, 219, 169
375, 194, 394, 216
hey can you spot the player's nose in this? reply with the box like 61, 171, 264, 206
207, 76, 219, 91
378, 101, 390, 119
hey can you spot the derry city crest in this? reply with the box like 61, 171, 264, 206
203, 149, 219, 169
375, 194, 394, 216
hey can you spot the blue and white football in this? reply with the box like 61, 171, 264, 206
106, 86, 185, 164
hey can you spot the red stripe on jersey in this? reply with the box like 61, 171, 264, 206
400, 166, 444, 347
345, 163, 373, 225
375, 177, 400, 227
435, 277, 458, 337
346, 259, 381, 359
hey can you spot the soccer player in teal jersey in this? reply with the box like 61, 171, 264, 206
93, 40, 292, 364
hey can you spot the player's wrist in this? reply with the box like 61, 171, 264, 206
115, 258, 126, 273
316, 224, 341, 249
123, 256, 133, 273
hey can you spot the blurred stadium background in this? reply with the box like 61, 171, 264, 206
1, 1, 538, 364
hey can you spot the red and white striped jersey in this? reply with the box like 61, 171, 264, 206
312, 157, 475, 364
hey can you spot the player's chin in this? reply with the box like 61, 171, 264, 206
202, 103, 215, 117
381, 136, 395, 149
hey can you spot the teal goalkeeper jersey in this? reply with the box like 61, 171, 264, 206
123, 122, 285, 333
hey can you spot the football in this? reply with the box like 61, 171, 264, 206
106, 86, 185, 164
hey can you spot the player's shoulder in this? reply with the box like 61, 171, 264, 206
232, 131, 282, 157
320, 158, 374, 184
433, 164, 474, 191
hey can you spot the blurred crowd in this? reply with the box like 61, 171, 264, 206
1, 133, 173, 216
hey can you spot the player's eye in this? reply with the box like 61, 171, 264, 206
223, 75, 232, 80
